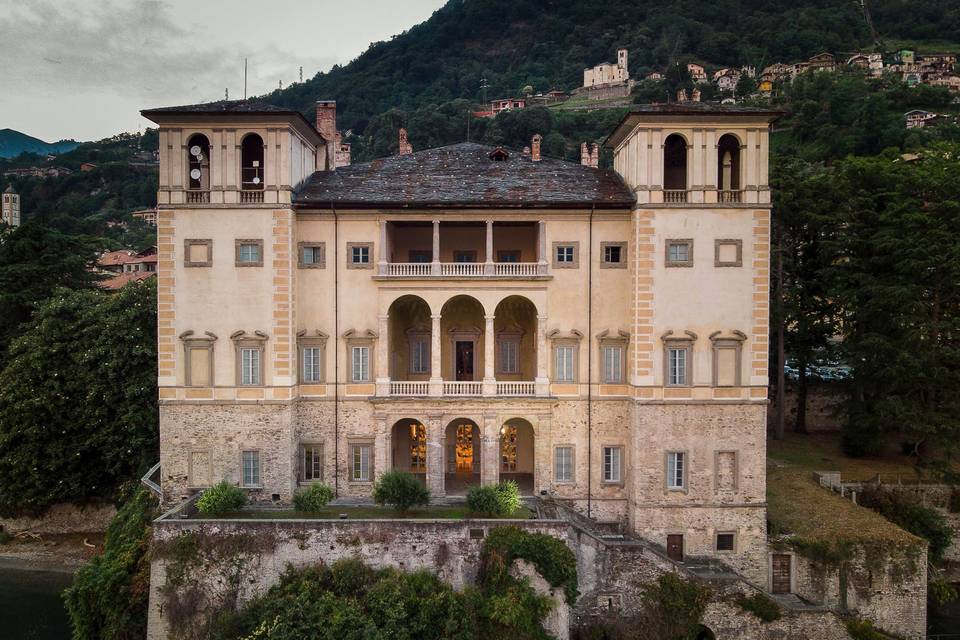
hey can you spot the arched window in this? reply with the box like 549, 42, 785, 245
663, 134, 688, 200
241, 134, 265, 190
717, 134, 741, 194
186, 134, 210, 190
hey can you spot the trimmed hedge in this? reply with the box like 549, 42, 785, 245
372, 470, 430, 513
293, 483, 335, 512
195, 481, 247, 516
467, 481, 521, 517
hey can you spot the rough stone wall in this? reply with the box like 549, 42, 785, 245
767, 382, 846, 432
791, 545, 927, 638
702, 602, 850, 640
0, 502, 116, 534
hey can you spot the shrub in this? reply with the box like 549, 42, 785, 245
857, 487, 953, 563
481, 525, 579, 604
372, 470, 429, 513
845, 618, 886, 640
64, 485, 155, 640
638, 574, 711, 640
195, 481, 247, 516
292, 483, 334, 512
467, 481, 521, 517
735, 592, 782, 622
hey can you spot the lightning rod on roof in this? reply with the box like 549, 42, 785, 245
300, 66, 303, 82
225, 88, 229, 101
244, 58, 248, 100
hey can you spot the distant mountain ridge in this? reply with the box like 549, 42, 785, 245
0, 128, 79, 159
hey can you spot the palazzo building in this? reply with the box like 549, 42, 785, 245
143, 99, 777, 585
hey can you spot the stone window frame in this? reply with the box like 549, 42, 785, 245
347, 242, 373, 269
407, 330, 431, 376
235, 238, 264, 267
710, 331, 746, 387
662, 330, 696, 387
714, 238, 743, 267
349, 439, 375, 483
665, 450, 689, 493
298, 442, 324, 484
231, 330, 268, 387
187, 449, 213, 489
184, 238, 213, 267
665, 238, 694, 268
297, 330, 328, 384
598, 330, 629, 384
552, 241, 580, 269
715, 531, 737, 553
180, 330, 217, 387
345, 333, 376, 383
298, 242, 326, 269
240, 448, 262, 488
495, 329, 523, 375
600, 241, 627, 269
548, 330, 583, 384
601, 444, 625, 486
553, 444, 575, 484
714, 450, 740, 492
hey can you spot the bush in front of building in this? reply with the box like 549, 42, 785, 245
372, 470, 430, 513
467, 481, 521, 517
196, 481, 247, 516
735, 592, 782, 622
292, 483, 335, 512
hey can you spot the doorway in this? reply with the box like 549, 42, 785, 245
445, 419, 481, 494
667, 534, 684, 562
772, 554, 792, 594
455, 341, 474, 381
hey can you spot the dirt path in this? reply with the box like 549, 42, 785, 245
0, 532, 104, 573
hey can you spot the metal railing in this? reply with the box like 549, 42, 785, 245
443, 381, 483, 396
240, 190, 265, 203
389, 381, 429, 396
719, 190, 742, 203
496, 381, 536, 396
663, 190, 688, 203
186, 190, 210, 204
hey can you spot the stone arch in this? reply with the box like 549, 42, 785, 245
717, 133, 742, 192
493, 296, 538, 381
663, 133, 688, 191
388, 295, 432, 380
695, 625, 716, 640
500, 417, 535, 495
390, 418, 427, 479
186, 133, 211, 190
441, 295, 485, 381
240, 132, 265, 190
444, 417, 481, 494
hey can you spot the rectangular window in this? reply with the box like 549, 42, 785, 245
601, 242, 626, 268
667, 452, 685, 490
352, 346, 369, 382
666, 239, 694, 267
300, 445, 323, 482
497, 250, 520, 263
238, 243, 260, 263
241, 450, 261, 487
299, 242, 325, 268
409, 250, 432, 263
410, 339, 429, 374
351, 444, 372, 482
667, 346, 690, 386
184, 239, 212, 267
302, 346, 322, 383
602, 345, 623, 383
499, 340, 519, 374
552, 242, 579, 268
716, 533, 735, 552
351, 245, 369, 264
555, 345, 575, 382
604, 245, 621, 263
556, 245, 574, 263
235, 239, 263, 267
555, 446, 574, 482
240, 347, 261, 386
603, 446, 622, 483
453, 250, 476, 263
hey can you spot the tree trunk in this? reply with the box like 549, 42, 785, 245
795, 358, 809, 434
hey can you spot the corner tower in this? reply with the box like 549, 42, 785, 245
2, 185, 20, 227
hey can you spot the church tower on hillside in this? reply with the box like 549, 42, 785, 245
1, 185, 20, 228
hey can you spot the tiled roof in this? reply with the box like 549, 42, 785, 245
293, 142, 634, 209
99, 271, 155, 291
141, 100, 298, 115
98, 249, 136, 267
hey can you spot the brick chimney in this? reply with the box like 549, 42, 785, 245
590, 142, 599, 168
531, 134, 542, 162
398, 128, 413, 155
315, 100, 337, 141
580, 142, 590, 166
335, 132, 351, 168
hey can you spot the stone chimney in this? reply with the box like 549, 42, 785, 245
522, 146, 531, 157
335, 132, 351, 168
691, 87, 701, 102
580, 142, 590, 166
531, 134, 542, 162
398, 128, 413, 155
677, 88, 688, 103
315, 100, 337, 141
590, 143, 599, 168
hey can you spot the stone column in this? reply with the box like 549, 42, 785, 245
483, 314, 496, 395
484, 219, 495, 275
425, 414, 445, 497
481, 413, 500, 486
537, 220, 548, 274
535, 314, 549, 396
378, 219, 388, 275
373, 413, 389, 481
429, 314, 442, 396
431, 219, 441, 276
376, 313, 390, 396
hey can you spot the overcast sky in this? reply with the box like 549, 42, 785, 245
0, 0, 446, 142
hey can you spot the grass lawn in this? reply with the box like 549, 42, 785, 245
199, 504, 534, 520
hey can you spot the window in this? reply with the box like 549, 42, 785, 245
453, 250, 477, 263
240, 134, 265, 190
552, 242, 579, 268
498, 337, 520, 374
300, 444, 323, 482
186, 134, 210, 190
240, 347, 262, 385
409, 249, 431, 263
602, 344, 624, 383
666, 344, 690, 386
663, 134, 688, 192
302, 346, 322, 383
601, 242, 626, 268
235, 239, 263, 267
184, 239, 212, 267
298, 242, 325, 268
666, 239, 694, 267
351, 345, 370, 382
410, 338, 430, 375
241, 450, 261, 487
714, 239, 743, 267
347, 242, 373, 269
555, 446, 574, 482
603, 446, 622, 483
667, 451, 685, 490
716, 533, 735, 552
351, 443, 372, 481
555, 345, 575, 382
497, 250, 520, 263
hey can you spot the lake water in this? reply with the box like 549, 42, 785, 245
0, 566, 74, 639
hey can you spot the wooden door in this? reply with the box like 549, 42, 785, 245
771, 554, 792, 594
667, 534, 684, 562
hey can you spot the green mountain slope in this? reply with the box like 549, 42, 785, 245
0, 128, 78, 159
